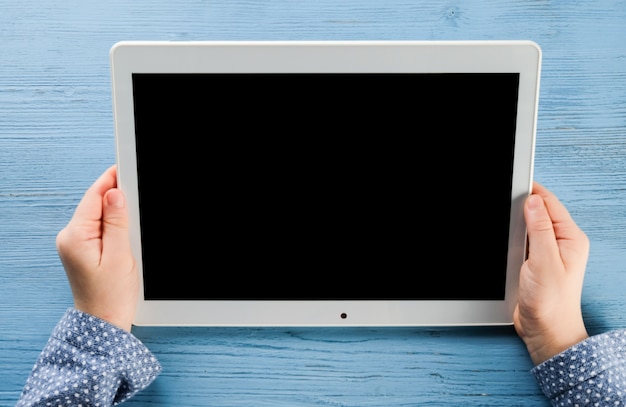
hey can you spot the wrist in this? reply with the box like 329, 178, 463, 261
74, 302, 134, 332
527, 327, 589, 365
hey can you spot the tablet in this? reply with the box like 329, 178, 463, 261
110, 40, 541, 326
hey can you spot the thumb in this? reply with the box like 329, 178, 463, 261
524, 194, 562, 272
102, 188, 132, 259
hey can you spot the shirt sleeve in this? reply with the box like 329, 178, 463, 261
531, 329, 626, 406
16, 307, 162, 407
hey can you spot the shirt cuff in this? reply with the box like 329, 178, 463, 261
531, 329, 626, 404
21, 307, 162, 406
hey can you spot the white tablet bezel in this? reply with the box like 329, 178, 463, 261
110, 40, 541, 326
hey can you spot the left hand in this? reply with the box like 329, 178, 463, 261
56, 165, 138, 331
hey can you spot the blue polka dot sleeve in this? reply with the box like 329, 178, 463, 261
16, 308, 162, 406
532, 329, 626, 406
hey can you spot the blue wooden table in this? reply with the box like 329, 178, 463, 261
1, 1, 625, 405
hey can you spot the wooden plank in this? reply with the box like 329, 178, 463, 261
1, 1, 625, 405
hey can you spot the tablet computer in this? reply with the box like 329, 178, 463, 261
110, 40, 541, 326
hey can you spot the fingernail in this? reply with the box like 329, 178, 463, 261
107, 189, 125, 208
527, 194, 543, 210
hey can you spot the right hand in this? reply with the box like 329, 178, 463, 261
513, 182, 590, 365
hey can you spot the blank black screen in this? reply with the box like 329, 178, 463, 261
132, 73, 519, 300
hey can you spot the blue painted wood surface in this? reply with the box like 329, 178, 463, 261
1, 1, 625, 405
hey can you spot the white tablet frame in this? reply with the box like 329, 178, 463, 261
110, 40, 541, 327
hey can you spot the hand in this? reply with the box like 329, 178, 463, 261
514, 182, 590, 365
56, 165, 138, 331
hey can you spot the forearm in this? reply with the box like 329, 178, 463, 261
16, 308, 161, 406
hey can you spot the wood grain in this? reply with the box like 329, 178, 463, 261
1, 1, 625, 405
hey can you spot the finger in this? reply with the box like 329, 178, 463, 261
531, 182, 584, 242
101, 188, 133, 263
70, 165, 118, 226
524, 193, 563, 272
56, 165, 118, 264
531, 182, 589, 265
